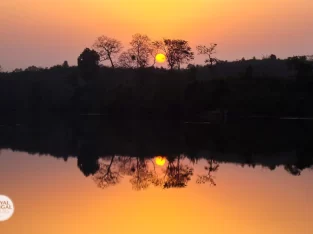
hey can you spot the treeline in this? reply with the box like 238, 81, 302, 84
0, 33, 312, 118
0, 64, 313, 118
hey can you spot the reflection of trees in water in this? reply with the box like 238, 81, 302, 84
196, 159, 219, 186
284, 164, 301, 176
116, 156, 162, 190
116, 156, 136, 176
129, 158, 159, 191
163, 155, 194, 189
93, 156, 162, 190
93, 156, 122, 188
71, 152, 313, 190
93, 155, 196, 190
1, 116, 313, 184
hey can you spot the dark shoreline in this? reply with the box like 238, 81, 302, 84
0, 115, 312, 176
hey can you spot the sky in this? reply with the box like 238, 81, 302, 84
1, 0, 313, 71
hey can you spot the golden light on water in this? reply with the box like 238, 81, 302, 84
155, 156, 166, 166
155, 54, 166, 63
2, 151, 313, 234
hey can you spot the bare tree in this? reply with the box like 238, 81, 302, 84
0, 65, 2, 72
93, 156, 122, 188
163, 155, 194, 188
196, 43, 218, 66
118, 50, 137, 68
154, 39, 194, 70
93, 35, 123, 68
149, 43, 163, 67
116, 156, 135, 175
196, 159, 219, 186
129, 33, 152, 68
129, 158, 156, 191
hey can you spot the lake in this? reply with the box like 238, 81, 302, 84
0, 116, 312, 234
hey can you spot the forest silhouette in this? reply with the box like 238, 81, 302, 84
0, 115, 312, 190
0, 34, 313, 119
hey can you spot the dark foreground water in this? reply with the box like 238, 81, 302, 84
0, 116, 313, 233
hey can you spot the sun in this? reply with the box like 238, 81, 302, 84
155, 53, 166, 63
155, 156, 167, 166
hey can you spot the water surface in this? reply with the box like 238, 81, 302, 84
0, 118, 313, 233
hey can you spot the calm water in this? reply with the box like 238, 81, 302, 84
0, 118, 313, 233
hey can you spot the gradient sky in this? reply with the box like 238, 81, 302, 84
1, 0, 313, 70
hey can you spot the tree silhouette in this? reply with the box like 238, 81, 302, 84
93, 156, 163, 190
25, 66, 43, 72
284, 164, 301, 176
93, 35, 123, 69
196, 43, 218, 66
286, 56, 307, 69
62, 61, 69, 68
196, 159, 219, 186
154, 39, 194, 70
0, 65, 2, 72
163, 155, 194, 188
129, 158, 159, 191
129, 33, 152, 68
77, 48, 100, 80
116, 156, 136, 175
93, 156, 122, 188
286, 56, 312, 79
149, 42, 165, 67
12, 68, 23, 73
270, 54, 277, 60
187, 64, 196, 69
118, 50, 137, 68
77, 150, 100, 177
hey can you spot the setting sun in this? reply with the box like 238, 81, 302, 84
155, 156, 166, 166
155, 54, 166, 63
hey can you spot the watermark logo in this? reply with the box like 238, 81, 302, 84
0, 195, 14, 221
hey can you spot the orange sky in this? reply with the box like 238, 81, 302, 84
1, 150, 313, 234
0, 0, 313, 70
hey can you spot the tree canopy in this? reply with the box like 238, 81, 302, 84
129, 33, 153, 68
153, 39, 194, 70
77, 48, 100, 80
196, 43, 218, 66
93, 35, 123, 68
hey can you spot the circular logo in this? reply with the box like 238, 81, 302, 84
0, 195, 14, 221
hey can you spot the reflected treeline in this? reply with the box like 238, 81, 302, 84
0, 115, 313, 189
196, 159, 219, 186
93, 155, 196, 190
